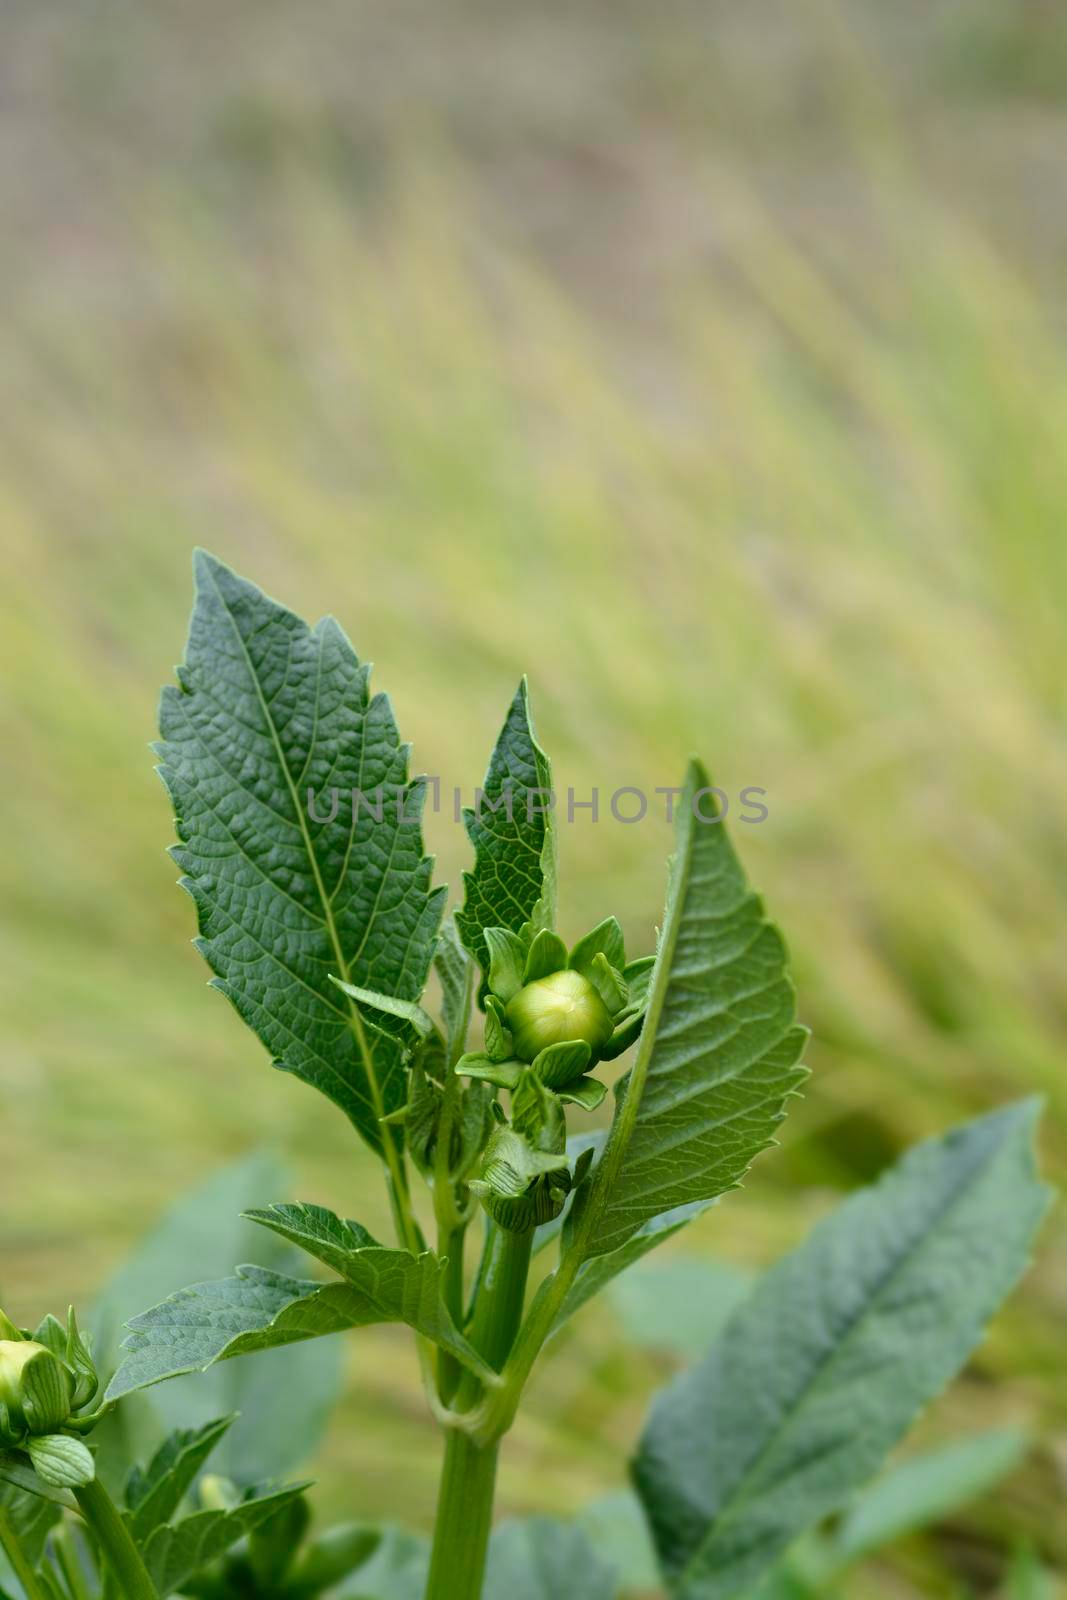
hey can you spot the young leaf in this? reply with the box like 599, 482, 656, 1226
106, 1255, 496, 1403
483, 1517, 619, 1600
633, 1100, 1051, 1600
578, 760, 808, 1262
831, 1426, 1030, 1565
435, 916, 474, 1061
124, 1415, 236, 1543
285, 1521, 383, 1596
456, 680, 556, 972
142, 1482, 307, 1598
158, 552, 445, 1152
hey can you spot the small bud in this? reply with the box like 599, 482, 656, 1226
505, 970, 614, 1063
0, 1340, 75, 1443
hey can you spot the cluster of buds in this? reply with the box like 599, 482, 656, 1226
458, 917, 654, 1230
0, 1306, 101, 1488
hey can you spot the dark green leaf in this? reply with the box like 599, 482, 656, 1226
158, 551, 445, 1151
124, 1416, 236, 1543
555, 1202, 716, 1335
633, 1100, 1051, 1600
143, 1483, 307, 1598
107, 1251, 494, 1403
456, 681, 556, 973
574, 1492, 659, 1594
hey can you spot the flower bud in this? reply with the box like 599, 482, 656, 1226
0, 1340, 75, 1443
505, 970, 614, 1063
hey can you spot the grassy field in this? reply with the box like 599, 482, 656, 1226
1, 4, 1066, 1594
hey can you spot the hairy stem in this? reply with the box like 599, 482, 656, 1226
0, 1509, 50, 1600
73, 1479, 158, 1600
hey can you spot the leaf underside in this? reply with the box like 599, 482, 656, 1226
455, 679, 556, 974
143, 1483, 308, 1598
580, 758, 808, 1265
158, 551, 445, 1151
633, 1099, 1051, 1600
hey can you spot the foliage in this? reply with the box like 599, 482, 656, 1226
0, 560, 1054, 1600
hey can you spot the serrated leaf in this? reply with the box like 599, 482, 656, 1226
831, 1426, 1030, 1565
158, 551, 445, 1152
575, 759, 808, 1263
124, 1415, 236, 1543
456, 681, 556, 973
107, 1249, 495, 1404
483, 1517, 619, 1600
633, 1100, 1052, 1600
142, 1482, 306, 1597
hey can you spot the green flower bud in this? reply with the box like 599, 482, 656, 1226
0, 1340, 75, 1443
505, 969, 614, 1063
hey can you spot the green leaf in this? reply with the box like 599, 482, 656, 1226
124, 1415, 236, 1543
456, 680, 556, 973
142, 1482, 307, 1598
91, 1153, 345, 1489
606, 1256, 753, 1360
243, 1202, 379, 1276
633, 1099, 1052, 1600
484, 996, 513, 1063
247, 1493, 311, 1586
158, 551, 445, 1152
107, 1251, 495, 1404
0, 1453, 75, 1510
484, 1517, 619, 1600
576, 760, 807, 1262
831, 1426, 1030, 1565
456, 1054, 523, 1091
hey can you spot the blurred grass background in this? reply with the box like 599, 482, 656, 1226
1, 0, 1065, 1593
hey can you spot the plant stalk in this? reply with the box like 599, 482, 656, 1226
73, 1478, 159, 1600
424, 1223, 534, 1600
423, 1428, 499, 1600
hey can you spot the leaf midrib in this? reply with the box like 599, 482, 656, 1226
204, 565, 390, 1125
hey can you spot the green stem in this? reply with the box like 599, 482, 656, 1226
436, 1221, 466, 1407
0, 1509, 50, 1600
423, 1429, 498, 1600
424, 1224, 534, 1600
73, 1478, 158, 1600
